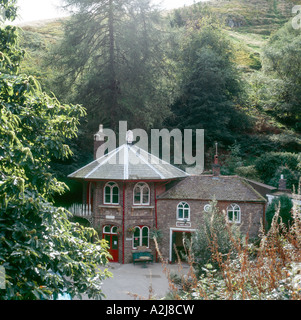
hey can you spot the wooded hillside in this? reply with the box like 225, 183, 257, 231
16, 0, 301, 193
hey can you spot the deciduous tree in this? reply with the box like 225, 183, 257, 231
0, 1, 111, 300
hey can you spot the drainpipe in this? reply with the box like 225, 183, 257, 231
263, 202, 266, 233
122, 182, 125, 264
154, 180, 171, 262
154, 187, 158, 229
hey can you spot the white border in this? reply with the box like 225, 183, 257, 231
169, 227, 196, 262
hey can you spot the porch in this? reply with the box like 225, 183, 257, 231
66, 203, 93, 219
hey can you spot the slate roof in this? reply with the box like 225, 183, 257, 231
158, 175, 267, 202
68, 143, 189, 181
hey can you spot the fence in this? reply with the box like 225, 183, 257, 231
66, 203, 93, 217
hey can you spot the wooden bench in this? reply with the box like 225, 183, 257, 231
132, 246, 153, 266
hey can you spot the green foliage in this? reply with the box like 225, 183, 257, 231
171, 194, 301, 300
0, 2, 111, 300
266, 195, 294, 230
221, 143, 244, 175
50, 0, 175, 132
263, 21, 301, 132
254, 152, 301, 190
191, 198, 241, 276
235, 165, 261, 181
167, 17, 251, 145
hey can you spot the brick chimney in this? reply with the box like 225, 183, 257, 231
212, 154, 221, 176
278, 174, 287, 191
94, 124, 105, 160
212, 143, 221, 177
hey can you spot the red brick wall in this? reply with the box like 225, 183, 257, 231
156, 199, 265, 261
92, 180, 157, 263
90, 180, 265, 264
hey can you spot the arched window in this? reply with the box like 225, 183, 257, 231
103, 225, 118, 234
227, 204, 241, 223
133, 182, 150, 205
133, 226, 149, 249
177, 202, 190, 221
104, 182, 119, 204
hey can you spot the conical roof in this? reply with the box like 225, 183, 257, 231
68, 144, 189, 181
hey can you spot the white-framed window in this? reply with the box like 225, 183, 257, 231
104, 181, 119, 204
133, 182, 150, 205
227, 204, 241, 224
103, 225, 118, 234
132, 226, 149, 249
177, 202, 190, 221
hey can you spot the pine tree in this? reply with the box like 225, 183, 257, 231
53, 0, 175, 132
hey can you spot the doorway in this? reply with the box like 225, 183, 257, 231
103, 225, 119, 262
171, 230, 193, 263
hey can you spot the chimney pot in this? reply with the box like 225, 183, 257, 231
94, 124, 105, 159
212, 145, 220, 176
278, 175, 287, 191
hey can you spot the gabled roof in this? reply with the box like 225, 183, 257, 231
158, 175, 267, 202
68, 144, 189, 181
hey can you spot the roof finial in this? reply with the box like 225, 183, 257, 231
214, 142, 219, 165
126, 130, 134, 145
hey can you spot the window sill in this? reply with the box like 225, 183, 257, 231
99, 205, 121, 209
132, 206, 154, 209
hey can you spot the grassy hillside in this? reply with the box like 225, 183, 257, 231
17, 0, 297, 81
14, 0, 300, 189
205, 0, 294, 33
16, 0, 298, 133
18, 18, 65, 91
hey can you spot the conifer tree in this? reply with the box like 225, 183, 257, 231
53, 0, 175, 132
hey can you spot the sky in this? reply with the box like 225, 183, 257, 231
15, 0, 205, 24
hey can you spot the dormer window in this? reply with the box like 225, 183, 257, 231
104, 181, 119, 205
133, 182, 150, 205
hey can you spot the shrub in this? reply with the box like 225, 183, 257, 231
266, 194, 294, 230
163, 192, 301, 300
254, 152, 301, 190
190, 198, 241, 276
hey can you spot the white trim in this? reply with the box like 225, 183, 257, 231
103, 181, 120, 205
133, 182, 150, 206
84, 145, 123, 179
131, 144, 189, 175
204, 204, 211, 212
124, 144, 129, 180
227, 203, 241, 224
68, 145, 121, 178
129, 145, 165, 179
132, 226, 150, 249
169, 228, 196, 262
176, 201, 191, 222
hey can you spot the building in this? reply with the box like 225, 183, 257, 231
68, 125, 268, 264
266, 175, 301, 207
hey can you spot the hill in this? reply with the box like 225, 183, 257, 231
18, 18, 65, 90
17, 0, 298, 87
205, 0, 294, 34
15, 0, 301, 188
